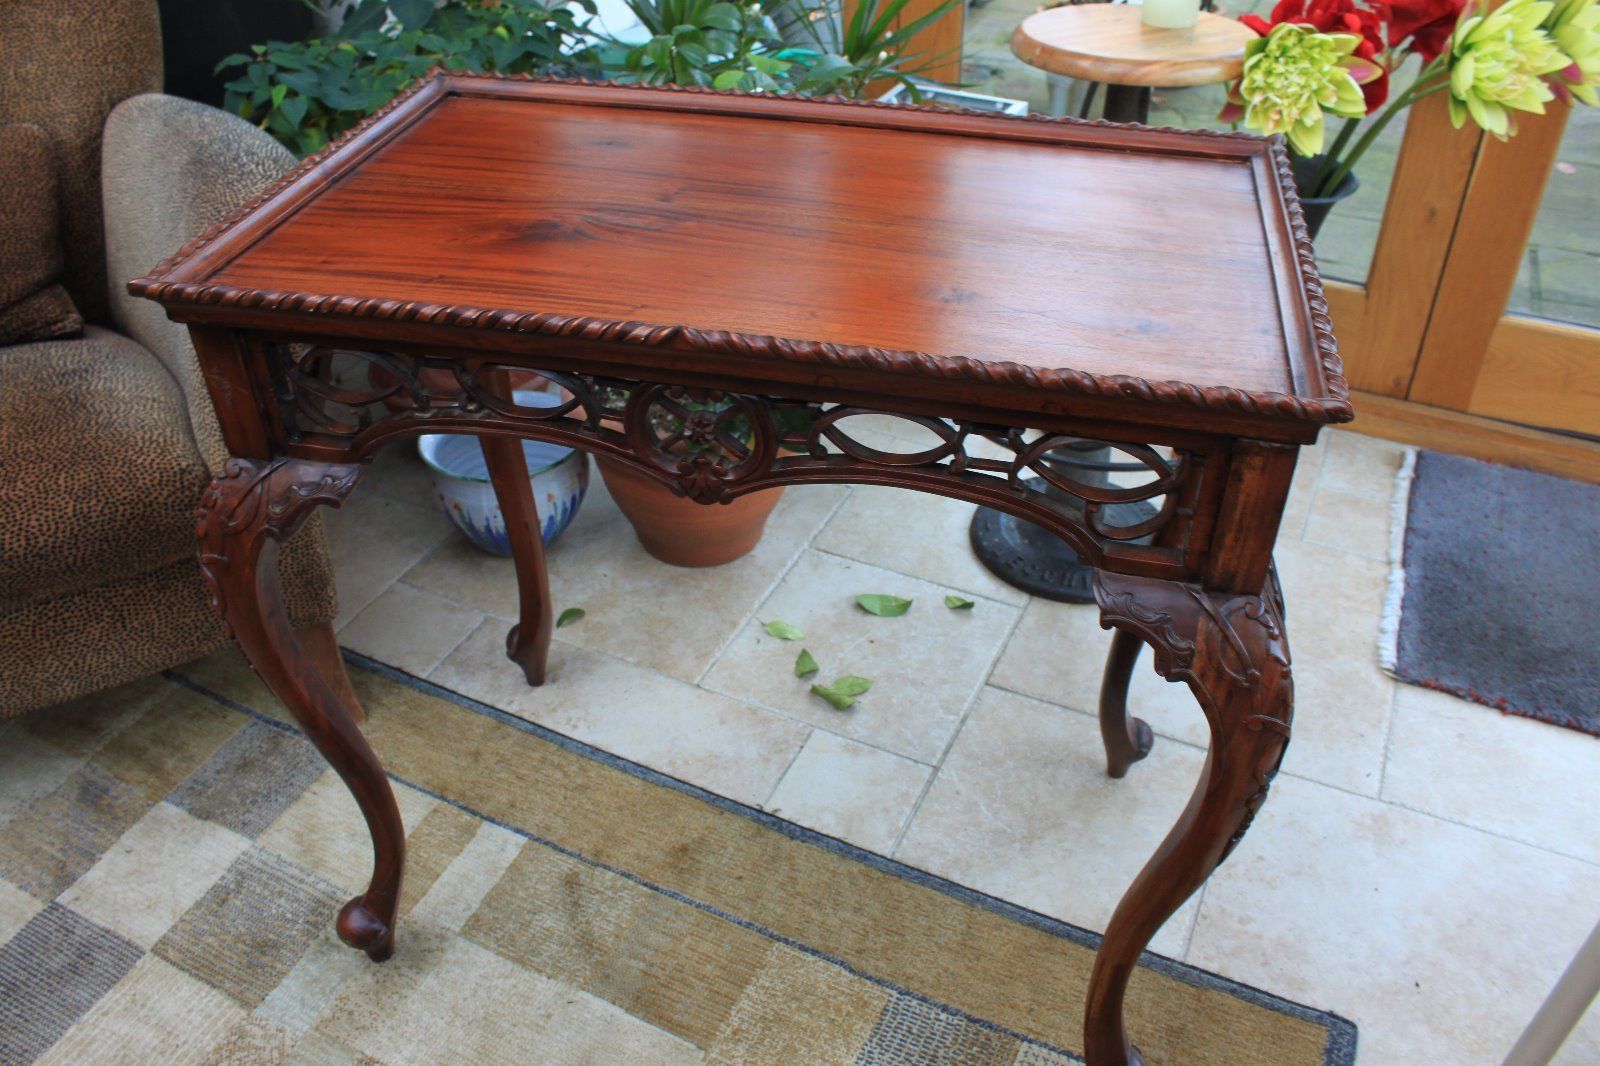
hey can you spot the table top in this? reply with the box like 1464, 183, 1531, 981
1012, 5, 1257, 87
131, 76, 1350, 436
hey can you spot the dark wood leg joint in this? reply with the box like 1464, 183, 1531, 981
1083, 568, 1294, 1065
197, 456, 403, 962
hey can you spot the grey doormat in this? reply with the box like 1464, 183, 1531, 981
1380, 449, 1600, 734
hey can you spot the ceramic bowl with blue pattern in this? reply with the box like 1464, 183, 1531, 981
418, 425, 589, 556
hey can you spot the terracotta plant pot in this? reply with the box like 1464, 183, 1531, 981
595, 455, 784, 567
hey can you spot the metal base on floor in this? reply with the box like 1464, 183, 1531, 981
968, 441, 1159, 604
969, 485, 1157, 603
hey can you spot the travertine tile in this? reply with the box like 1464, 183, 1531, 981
1278, 437, 1327, 541
58, 802, 251, 950
989, 597, 1206, 745
763, 731, 931, 853
404, 473, 848, 682
325, 490, 453, 629
430, 622, 809, 806
1188, 774, 1600, 1064
1273, 537, 1396, 796
701, 550, 1019, 764
338, 582, 483, 677
814, 485, 1028, 606
1302, 486, 1391, 560
895, 687, 1204, 958
1383, 684, 1600, 865
365, 438, 438, 511
1316, 429, 1406, 503
38, 955, 247, 1066
992, 538, 1396, 797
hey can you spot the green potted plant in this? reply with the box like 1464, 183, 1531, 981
218, 0, 601, 155
1219, 0, 1600, 237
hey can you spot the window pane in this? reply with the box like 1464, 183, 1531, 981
1507, 107, 1600, 330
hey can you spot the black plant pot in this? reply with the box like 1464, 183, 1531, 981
1289, 154, 1360, 241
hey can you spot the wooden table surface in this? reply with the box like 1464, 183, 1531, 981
140, 78, 1345, 440
1012, 4, 1258, 87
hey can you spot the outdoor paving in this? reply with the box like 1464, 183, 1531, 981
327, 428, 1600, 1064
958, 0, 1600, 328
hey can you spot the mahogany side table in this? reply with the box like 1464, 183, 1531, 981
131, 75, 1352, 1066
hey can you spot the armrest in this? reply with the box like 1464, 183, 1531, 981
102, 93, 296, 473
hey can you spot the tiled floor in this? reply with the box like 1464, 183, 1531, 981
329, 428, 1600, 1064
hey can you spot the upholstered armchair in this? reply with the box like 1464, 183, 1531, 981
0, 0, 343, 715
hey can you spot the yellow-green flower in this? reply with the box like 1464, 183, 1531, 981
1223, 23, 1380, 155
1446, 0, 1569, 136
1545, 0, 1600, 105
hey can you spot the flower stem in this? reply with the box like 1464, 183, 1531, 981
1310, 117, 1362, 194
1315, 61, 1447, 198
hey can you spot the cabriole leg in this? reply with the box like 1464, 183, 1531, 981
1098, 629, 1152, 778
196, 456, 403, 962
1083, 569, 1294, 1065
481, 435, 552, 687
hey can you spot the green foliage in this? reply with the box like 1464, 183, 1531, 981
810, 674, 872, 709
784, 0, 962, 97
226, 0, 962, 157
762, 619, 805, 640
614, 0, 793, 90
605, 0, 961, 97
794, 648, 819, 677
855, 593, 912, 617
220, 0, 600, 156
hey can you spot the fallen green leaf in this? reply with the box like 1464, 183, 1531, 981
855, 594, 912, 617
556, 607, 585, 627
944, 595, 975, 610
795, 648, 819, 678
762, 619, 805, 640
810, 675, 873, 710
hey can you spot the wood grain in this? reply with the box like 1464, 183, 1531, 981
1342, 92, 1481, 397
1467, 315, 1600, 436
132, 76, 1348, 433
1408, 102, 1571, 409
1349, 388, 1600, 484
1010, 5, 1254, 87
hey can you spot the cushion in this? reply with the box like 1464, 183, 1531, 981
0, 326, 211, 609
0, 124, 83, 345
0, 0, 163, 325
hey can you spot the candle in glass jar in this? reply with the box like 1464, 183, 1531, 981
1140, 0, 1199, 29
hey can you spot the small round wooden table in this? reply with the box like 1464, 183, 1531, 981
1011, 4, 1256, 124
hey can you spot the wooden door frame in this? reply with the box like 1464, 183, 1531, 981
1329, 93, 1600, 450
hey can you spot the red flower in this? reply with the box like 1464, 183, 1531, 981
1386, 0, 1465, 62
1241, 0, 1392, 108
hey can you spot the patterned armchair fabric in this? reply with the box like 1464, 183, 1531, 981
0, 0, 337, 716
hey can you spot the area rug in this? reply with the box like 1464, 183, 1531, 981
0, 652, 1357, 1065
1380, 449, 1600, 734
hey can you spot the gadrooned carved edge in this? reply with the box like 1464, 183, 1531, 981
1267, 137, 1350, 420
129, 73, 1354, 427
